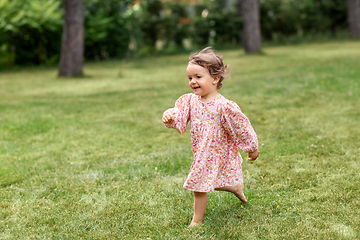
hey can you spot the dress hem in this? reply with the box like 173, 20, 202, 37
183, 179, 243, 193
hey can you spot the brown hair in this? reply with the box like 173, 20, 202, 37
188, 47, 229, 89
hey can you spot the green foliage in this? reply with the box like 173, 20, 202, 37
0, 0, 353, 66
167, 3, 189, 46
84, 0, 132, 60
126, 0, 190, 54
190, 4, 211, 46
0, 0, 63, 66
260, 0, 348, 42
128, 0, 242, 54
0, 0, 62, 33
0, 42, 359, 238
138, 0, 165, 50
0, 0, 133, 66
192, 1, 242, 47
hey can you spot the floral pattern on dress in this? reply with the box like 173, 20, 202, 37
163, 93, 258, 192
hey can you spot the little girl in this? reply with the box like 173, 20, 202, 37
162, 47, 259, 227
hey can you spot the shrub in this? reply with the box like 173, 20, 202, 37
260, 0, 348, 42
84, 0, 132, 60
0, 0, 63, 66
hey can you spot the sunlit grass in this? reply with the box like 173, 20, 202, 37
0, 41, 359, 239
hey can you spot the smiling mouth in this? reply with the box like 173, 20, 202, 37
193, 86, 200, 89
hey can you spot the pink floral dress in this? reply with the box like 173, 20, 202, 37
164, 93, 258, 192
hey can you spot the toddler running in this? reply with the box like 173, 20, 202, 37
162, 47, 259, 227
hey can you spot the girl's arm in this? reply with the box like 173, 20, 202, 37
163, 94, 191, 134
221, 101, 258, 153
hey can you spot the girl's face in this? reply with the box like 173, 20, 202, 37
187, 63, 219, 102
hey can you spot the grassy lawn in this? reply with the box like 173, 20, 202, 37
0, 41, 359, 239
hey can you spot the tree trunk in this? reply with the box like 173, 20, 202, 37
238, 0, 243, 18
59, 0, 84, 77
347, 0, 360, 38
240, 0, 261, 53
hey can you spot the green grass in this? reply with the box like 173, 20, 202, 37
1, 41, 360, 239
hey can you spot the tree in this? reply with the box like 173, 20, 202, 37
347, 0, 360, 38
239, 0, 261, 53
59, 0, 84, 77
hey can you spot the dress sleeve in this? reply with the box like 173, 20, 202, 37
221, 101, 258, 153
163, 94, 191, 134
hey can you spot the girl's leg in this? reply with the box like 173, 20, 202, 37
190, 191, 208, 226
215, 183, 247, 203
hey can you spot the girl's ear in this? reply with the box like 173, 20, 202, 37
212, 76, 221, 85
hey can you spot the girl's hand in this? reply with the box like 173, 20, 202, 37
162, 112, 174, 124
248, 149, 259, 161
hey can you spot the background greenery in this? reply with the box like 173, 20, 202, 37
0, 41, 359, 239
260, 0, 348, 42
0, 0, 351, 67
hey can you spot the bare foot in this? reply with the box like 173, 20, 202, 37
189, 221, 202, 227
234, 184, 247, 203
215, 184, 248, 203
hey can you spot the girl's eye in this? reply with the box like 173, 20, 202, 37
188, 77, 192, 81
197, 76, 201, 78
